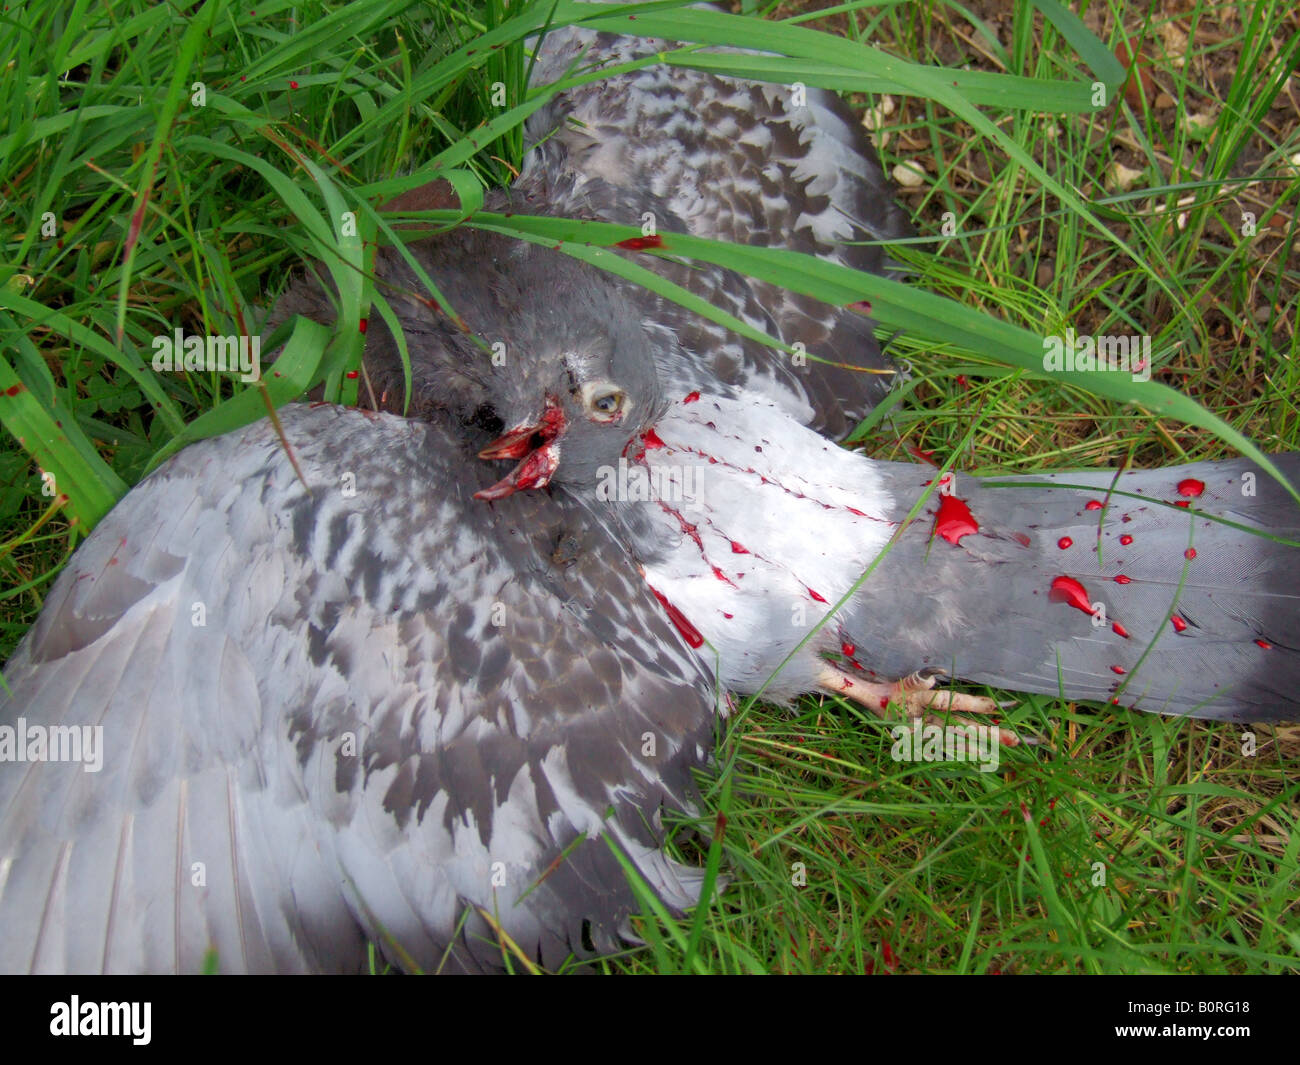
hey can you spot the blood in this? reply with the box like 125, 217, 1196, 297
648, 587, 703, 648
1119, 535, 1133, 546
808, 588, 828, 603
345, 370, 359, 379
1057, 537, 1073, 549
1112, 622, 1130, 638
683, 391, 701, 404
1174, 501, 1191, 508
711, 566, 735, 586
358, 317, 368, 334
641, 428, 666, 450
934, 495, 979, 545
1110, 665, 1126, 675
1049, 575, 1094, 616
615, 234, 664, 251
905, 444, 937, 465
1171, 616, 1188, 633
1255, 639, 1272, 649
1114, 574, 1132, 584
841, 642, 856, 657
1177, 478, 1205, 497
1084, 500, 1103, 511
2, 384, 23, 397
1184, 548, 1197, 560
847, 300, 872, 314
730, 540, 750, 554
1010, 531, 1032, 547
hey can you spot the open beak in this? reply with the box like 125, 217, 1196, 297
474, 400, 566, 501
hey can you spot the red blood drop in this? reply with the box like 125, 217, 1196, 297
345, 370, 359, 379
1119, 535, 1133, 546
649, 587, 703, 648
1114, 574, 1132, 584
615, 234, 664, 251
808, 588, 827, 603
1049, 575, 1094, 616
841, 642, 856, 657
846, 507, 867, 517
1255, 639, 1272, 650
642, 428, 666, 450
1184, 548, 1197, 560
1171, 616, 1188, 633
1110, 665, 1126, 675
730, 540, 749, 554
3, 384, 24, 397
934, 495, 979, 545
683, 391, 701, 404
358, 317, 368, 334
1084, 500, 1104, 511
1174, 500, 1191, 508
847, 299, 872, 314
289, 80, 299, 89
1057, 536, 1073, 549
722, 612, 733, 619
1177, 478, 1205, 497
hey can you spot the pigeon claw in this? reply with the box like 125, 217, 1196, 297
816, 665, 1039, 748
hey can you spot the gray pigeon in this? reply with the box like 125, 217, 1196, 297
0, 403, 719, 973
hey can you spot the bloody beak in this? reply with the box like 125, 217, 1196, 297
474, 400, 566, 500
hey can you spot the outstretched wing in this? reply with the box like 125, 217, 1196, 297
0, 404, 719, 973
521, 11, 912, 434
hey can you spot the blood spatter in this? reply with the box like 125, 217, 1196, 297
847, 300, 872, 314
1114, 574, 1132, 584
730, 540, 749, 554
1084, 500, 1103, 511
1010, 532, 1032, 547
358, 318, 368, 334
1184, 548, 1197, 560
641, 428, 666, 450
1177, 478, 1205, 497
1122, 514, 1132, 523
808, 587, 828, 603
345, 369, 359, 379
683, 391, 701, 403
1171, 616, 1188, 633
1255, 639, 1272, 650
722, 612, 733, 619
1119, 535, 1133, 546
616, 234, 665, 251
1057, 536, 1073, 549
2, 384, 23, 397
1110, 665, 1126, 675
1112, 622, 1130, 638
1049, 575, 1094, 616
934, 494, 979, 545
648, 587, 703, 648
842, 642, 856, 657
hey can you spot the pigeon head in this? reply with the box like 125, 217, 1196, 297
472, 245, 663, 500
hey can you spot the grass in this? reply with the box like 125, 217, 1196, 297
2, 0, 1297, 973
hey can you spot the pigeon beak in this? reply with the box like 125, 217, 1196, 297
474, 401, 566, 500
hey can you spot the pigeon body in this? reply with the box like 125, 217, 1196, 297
0, 405, 718, 972
602, 392, 1300, 722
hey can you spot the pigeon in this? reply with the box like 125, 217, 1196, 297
0, 402, 721, 973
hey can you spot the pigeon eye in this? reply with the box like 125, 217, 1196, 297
583, 386, 626, 421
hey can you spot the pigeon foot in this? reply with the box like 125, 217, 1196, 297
816, 665, 1038, 747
